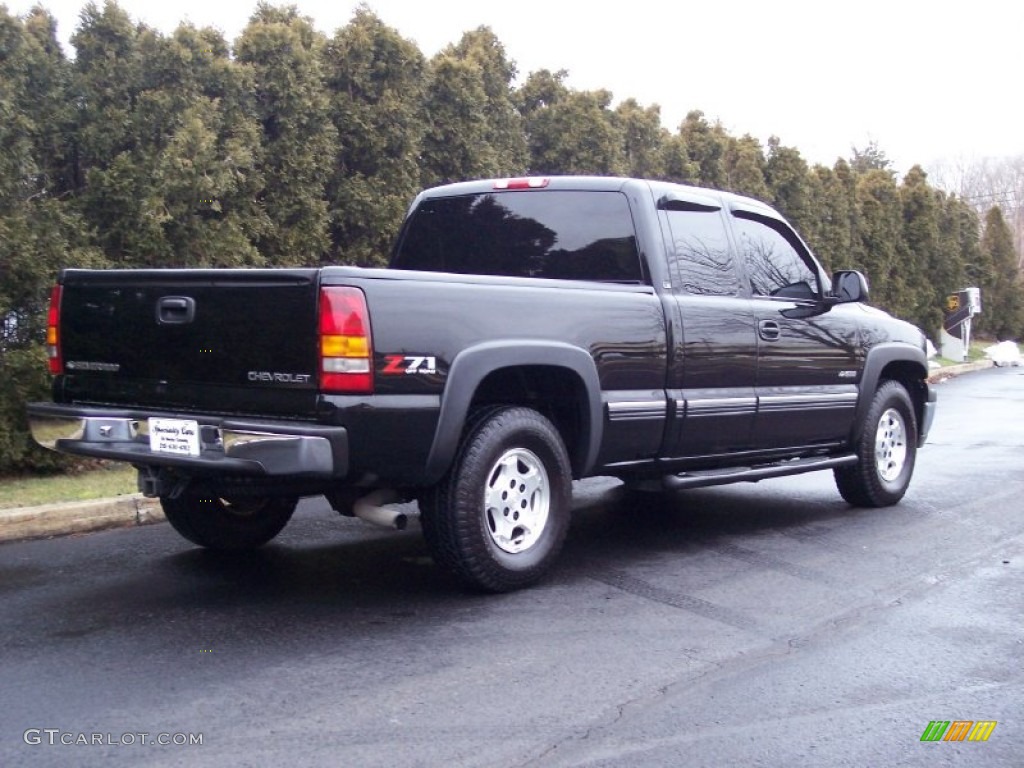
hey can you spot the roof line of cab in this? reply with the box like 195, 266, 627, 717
417, 175, 781, 220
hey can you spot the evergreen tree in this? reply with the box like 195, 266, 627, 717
19, 7, 77, 197
235, 3, 336, 265
899, 166, 944, 335
154, 92, 268, 267
850, 140, 894, 176
765, 137, 813, 235
855, 170, 911, 317
71, 2, 165, 264
141, 24, 268, 267
445, 26, 528, 175
0, 6, 104, 343
953, 199, 984, 291
324, 7, 426, 265
74, 6, 268, 267
979, 206, 1023, 339
518, 71, 625, 176
722, 134, 769, 201
616, 98, 668, 179
0, 7, 103, 472
420, 52, 494, 184
678, 110, 726, 188
809, 164, 852, 273
660, 132, 699, 185
70, 2, 142, 174
515, 68, 569, 118
834, 158, 863, 269
421, 25, 529, 186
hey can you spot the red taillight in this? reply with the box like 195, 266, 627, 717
319, 287, 373, 394
493, 177, 549, 190
46, 285, 62, 375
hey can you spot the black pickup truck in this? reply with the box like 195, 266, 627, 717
28, 176, 936, 591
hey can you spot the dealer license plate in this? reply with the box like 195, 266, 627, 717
148, 418, 201, 457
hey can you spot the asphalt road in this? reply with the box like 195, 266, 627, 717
2, 367, 1022, 767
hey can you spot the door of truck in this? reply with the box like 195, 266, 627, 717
657, 196, 759, 459
727, 206, 861, 450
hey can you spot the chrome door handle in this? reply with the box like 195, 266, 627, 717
758, 320, 780, 341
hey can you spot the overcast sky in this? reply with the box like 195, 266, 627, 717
9, 0, 1022, 175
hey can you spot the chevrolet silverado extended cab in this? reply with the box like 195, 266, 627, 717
29, 176, 937, 591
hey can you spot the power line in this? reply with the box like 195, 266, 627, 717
960, 190, 1022, 204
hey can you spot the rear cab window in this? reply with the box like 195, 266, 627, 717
659, 200, 739, 297
392, 191, 644, 283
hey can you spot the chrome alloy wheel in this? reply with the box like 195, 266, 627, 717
484, 448, 550, 554
875, 407, 908, 482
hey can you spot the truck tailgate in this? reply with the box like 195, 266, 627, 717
57, 269, 321, 418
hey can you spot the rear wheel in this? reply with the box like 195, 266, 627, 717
160, 490, 297, 550
421, 406, 572, 592
834, 380, 917, 507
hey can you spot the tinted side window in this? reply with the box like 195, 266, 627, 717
393, 191, 642, 283
732, 213, 818, 299
663, 206, 738, 296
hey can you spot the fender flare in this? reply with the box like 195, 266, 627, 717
423, 341, 603, 483
853, 343, 929, 442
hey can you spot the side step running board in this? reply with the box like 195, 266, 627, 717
662, 455, 858, 491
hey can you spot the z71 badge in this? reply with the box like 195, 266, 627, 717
382, 355, 438, 375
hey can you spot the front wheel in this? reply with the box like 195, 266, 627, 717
421, 407, 572, 592
160, 490, 297, 550
834, 380, 918, 507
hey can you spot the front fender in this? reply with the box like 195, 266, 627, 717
854, 343, 931, 445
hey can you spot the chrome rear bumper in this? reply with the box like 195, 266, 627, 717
27, 404, 347, 478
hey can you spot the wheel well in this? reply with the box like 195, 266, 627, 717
878, 361, 928, 430
470, 366, 588, 476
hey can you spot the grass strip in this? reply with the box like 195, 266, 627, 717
0, 464, 137, 510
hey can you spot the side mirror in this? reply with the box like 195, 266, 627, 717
832, 270, 869, 304
781, 269, 869, 319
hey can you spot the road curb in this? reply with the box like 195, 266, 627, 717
0, 495, 164, 544
927, 359, 994, 383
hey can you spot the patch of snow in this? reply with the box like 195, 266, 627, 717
984, 341, 1022, 367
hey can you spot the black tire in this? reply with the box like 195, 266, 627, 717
421, 406, 572, 592
834, 380, 918, 507
160, 490, 297, 550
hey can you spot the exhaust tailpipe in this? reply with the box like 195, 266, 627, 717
353, 489, 411, 530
